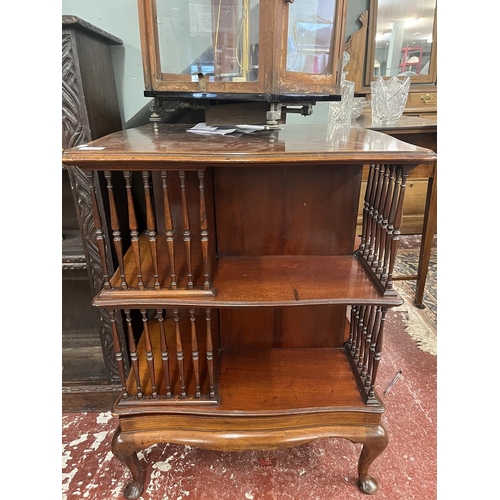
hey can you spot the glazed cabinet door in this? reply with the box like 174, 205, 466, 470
139, 0, 269, 94
278, 0, 347, 95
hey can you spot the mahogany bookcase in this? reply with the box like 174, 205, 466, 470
62, 122, 436, 498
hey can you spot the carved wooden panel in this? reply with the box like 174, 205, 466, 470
62, 20, 127, 384
344, 11, 369, 92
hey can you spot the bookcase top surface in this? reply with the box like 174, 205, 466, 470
62, 123, 437, 168
62, 15, 123, 45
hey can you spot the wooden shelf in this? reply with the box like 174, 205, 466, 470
212, 255, 401, 306
217, 347, 379, 414
113, 312, 382, 417
115, 345, 381, 418
95, 254, 403, 308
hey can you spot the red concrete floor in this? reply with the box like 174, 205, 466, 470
62, 309, 437, 500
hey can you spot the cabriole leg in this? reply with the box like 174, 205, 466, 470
357, 425, 389, 494
111, 426, 144, 500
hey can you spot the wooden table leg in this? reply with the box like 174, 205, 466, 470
414, 164, 437, 308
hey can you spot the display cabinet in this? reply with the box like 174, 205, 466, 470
138, 0, 348, 124
62, 122, 436, 498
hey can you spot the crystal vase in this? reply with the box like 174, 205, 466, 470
370, 76, 410, 124
328, 52, 354, 124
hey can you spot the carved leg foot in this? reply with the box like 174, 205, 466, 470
357, 425, 389, 495
111, 426, 144, 499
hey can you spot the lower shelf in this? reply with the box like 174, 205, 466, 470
114, 347, 383, 418
111, 346, 388, 498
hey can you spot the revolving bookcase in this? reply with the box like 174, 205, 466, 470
62, 122, 436, 498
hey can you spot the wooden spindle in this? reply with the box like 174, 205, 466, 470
365, 306, 382, 389
361, 165, 376, 255
198, 171, 210, 290
86, 171, 111, 289
378, 166, 396, 279
173, 309, 187, 398
189, 309, 201, 398
382, 167, 402, 282
109, 309, 128, 398
386, 167, 408, 291
161, 171, 177, 289
156, 309, 172, 398
104, 171, 127, 289
124, 309, 142, 398
358, 306, 371, 369
142, 171, 160, 289
205, 308, 215, 398
347, 306, 355, 349
367, 165, 385, 264
361, 306, 376, 378
140, 309, 158, 398
372, 165, 390, 273
124, 171, 144, 289
368, 307, 387, 399
350, 305, 359, 356
354, 306, 365, 363
179, 171, 193, 289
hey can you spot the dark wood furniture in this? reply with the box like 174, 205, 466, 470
62, 16, 127, 409
356, 114, 437, 308
62, 122, 436, 498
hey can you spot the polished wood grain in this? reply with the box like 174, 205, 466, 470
114, 343, 380, 416
62, 123, 436, 168
355, 113, 437, 134
94, 251, 404, 308
219, 306, 347, 349
212, 255, 403, 306
214, 165, 361, 255
112, 417, 387, 497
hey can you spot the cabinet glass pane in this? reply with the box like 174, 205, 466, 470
156, 0, 260, 82
286, 0, 336, 74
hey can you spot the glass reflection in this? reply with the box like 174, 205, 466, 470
156, 0, 260, 82
373, 0, 436, 78
286, 0, 336, 74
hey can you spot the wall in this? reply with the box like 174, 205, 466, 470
62, 0, 151, 127
61, 0, 368, 128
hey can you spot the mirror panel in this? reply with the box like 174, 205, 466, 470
366, 0, 437, 85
